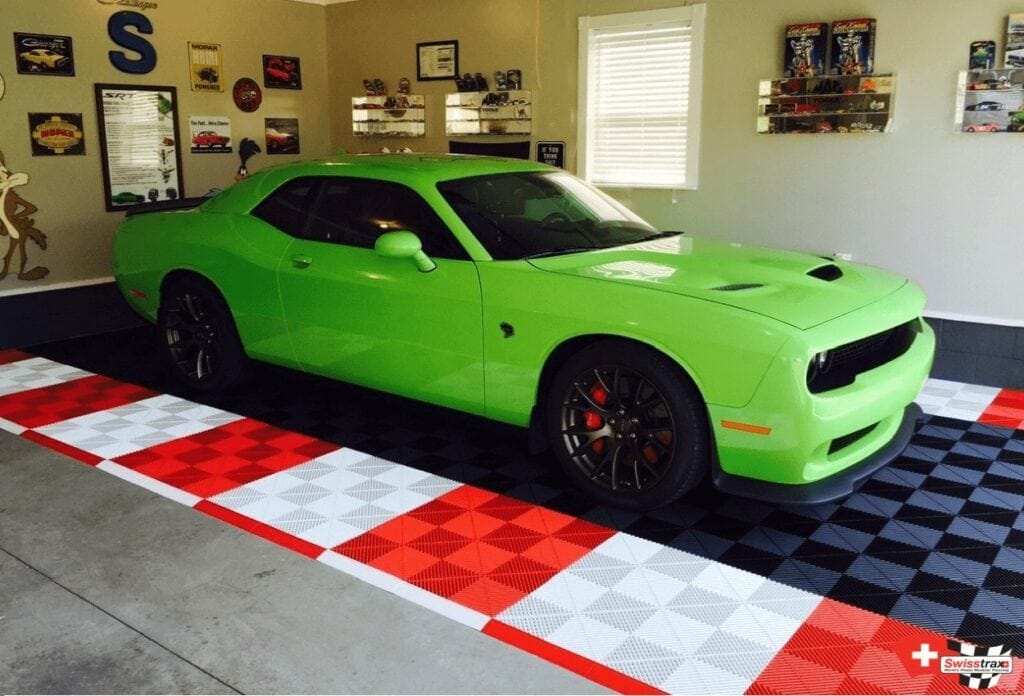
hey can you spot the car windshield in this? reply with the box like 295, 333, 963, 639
437, 171, 663, 260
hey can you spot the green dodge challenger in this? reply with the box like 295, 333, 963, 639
114, 154, 934, 510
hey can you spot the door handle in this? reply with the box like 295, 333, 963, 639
291, 255, 312, 269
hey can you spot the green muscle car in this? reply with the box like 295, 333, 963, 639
113, 154, 934, 510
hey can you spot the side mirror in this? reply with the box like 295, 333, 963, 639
374, 230, 436, 273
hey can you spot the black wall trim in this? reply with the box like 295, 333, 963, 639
926, 317, 1024, 389
0, 282, 145, 350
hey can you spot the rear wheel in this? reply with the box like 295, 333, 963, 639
158, 275, 249, 392
546, 341, 709, 510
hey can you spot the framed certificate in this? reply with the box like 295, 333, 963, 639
417, 40, 458, 81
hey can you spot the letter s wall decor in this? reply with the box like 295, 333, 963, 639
108, 11, 157, 74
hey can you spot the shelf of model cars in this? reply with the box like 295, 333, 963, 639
954, 69, 1024, 133
445, 90, 532, 136
756, 73, 895, 134
352, 95, 425, 138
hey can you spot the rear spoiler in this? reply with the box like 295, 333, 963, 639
123, 197, 207, 217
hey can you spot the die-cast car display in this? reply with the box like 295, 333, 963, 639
113, 154, 934, 510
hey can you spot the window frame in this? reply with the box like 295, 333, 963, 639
576, 4, 706, 191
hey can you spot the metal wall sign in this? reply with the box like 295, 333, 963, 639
536, 141, 566, 168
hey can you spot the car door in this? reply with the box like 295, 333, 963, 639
276, 176, 486, 414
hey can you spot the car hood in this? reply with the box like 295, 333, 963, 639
526, 236, 907, 330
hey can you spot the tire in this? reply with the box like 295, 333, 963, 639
158, 275, 249, 393
545, 340, 709, 511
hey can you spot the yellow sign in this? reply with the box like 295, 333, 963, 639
31, 115, 84, 154
188, 42, 223, 92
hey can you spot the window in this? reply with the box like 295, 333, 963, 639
578, 5, 705, 189
250, 176, 468, 260
307, 179, 468, 260
251, 177, 318, 238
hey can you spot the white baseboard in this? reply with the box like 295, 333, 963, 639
0, 277, 115, 299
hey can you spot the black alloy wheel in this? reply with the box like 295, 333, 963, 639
547, 341, 709, 510
158, 276, 248, 392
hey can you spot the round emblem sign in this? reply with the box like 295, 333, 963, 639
232, 77, 262, 112
0, 72, 6, 102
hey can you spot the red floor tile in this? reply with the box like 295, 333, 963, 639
747, 599, 1023, 694
335, 485, 616, 616
979, 388, 1024, 430
0, 375, 158, 428
0, 349, 32, 365
113, 418, 339, 497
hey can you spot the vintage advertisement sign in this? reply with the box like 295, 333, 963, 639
189, 115, 232, 153
95, 84, 185, 210
189, 42, 223, 92
265, 118, 300, 154
14, 33, 75, 77
29, 113, 85, 156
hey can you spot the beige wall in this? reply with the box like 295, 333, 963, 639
0, 0, 330, 295
3, 0, 1022, 325
327, 0, 1024, 325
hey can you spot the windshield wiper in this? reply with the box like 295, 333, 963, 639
525, 245, 615, 260
633, 231, 682, 243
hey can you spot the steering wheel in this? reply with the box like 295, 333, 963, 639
541, 212, 571, 228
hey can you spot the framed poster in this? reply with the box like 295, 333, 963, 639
95, 84, 185, 211
14, 32, 75, 76
188, 41, 223, 92
262, 54, 302, 89
416, 40, 458, 81
189, 115, 232, 153
265, 117, 300, 154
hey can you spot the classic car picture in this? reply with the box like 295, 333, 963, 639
262, 54, 302, 89
113, 154, 934, 511
14, 33, 75, 76
264, 119, 299, 154
191, 130, 231, 149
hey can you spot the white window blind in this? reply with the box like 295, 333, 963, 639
579, 6, 705, 189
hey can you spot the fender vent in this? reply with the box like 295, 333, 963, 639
712, 283, 764, 291
807, 264, 843, 281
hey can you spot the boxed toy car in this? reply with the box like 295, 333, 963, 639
784, 23, 828, 77
830, 18, 875, 75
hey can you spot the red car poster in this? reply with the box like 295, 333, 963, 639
189, 115, 232, 153
262, 54, 301, 90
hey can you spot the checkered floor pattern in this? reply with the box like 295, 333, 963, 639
5, 341, 1024, 694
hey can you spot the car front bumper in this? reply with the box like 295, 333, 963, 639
705, 281, 935, 503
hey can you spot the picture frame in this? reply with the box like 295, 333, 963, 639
262, 54, 302, 90
416, 40, 458, 81
94, 84, 186, 211
14, 32, 75, 77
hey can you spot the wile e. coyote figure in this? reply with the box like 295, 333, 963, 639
0, 151, 49, 281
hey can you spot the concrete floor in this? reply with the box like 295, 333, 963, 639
0, 431, 607, 694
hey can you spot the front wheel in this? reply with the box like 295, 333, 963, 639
158, 275, 249, 393
545, 341, 709, 511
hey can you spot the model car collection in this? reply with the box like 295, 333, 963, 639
113, 154, 934, 510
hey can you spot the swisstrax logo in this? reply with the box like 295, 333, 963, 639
906, 639, 1015, 690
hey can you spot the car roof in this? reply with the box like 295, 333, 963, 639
202, 153, 554, 214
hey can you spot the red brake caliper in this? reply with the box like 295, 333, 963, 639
585, 383, 607, 454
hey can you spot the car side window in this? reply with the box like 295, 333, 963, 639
251, 177, 319, 239
307, 179, 469, 260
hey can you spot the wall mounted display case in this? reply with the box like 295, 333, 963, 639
954, 69, 1024, 133
757, 74, 895, 134
352, 95, 425, 138
445, 90, 531, 136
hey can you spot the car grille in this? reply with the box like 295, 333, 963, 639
807, 319, 921, 393
828, 422, 877, 455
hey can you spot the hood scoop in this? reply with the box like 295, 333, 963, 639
712, 283, 764, 291
807, 264, 843, 281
